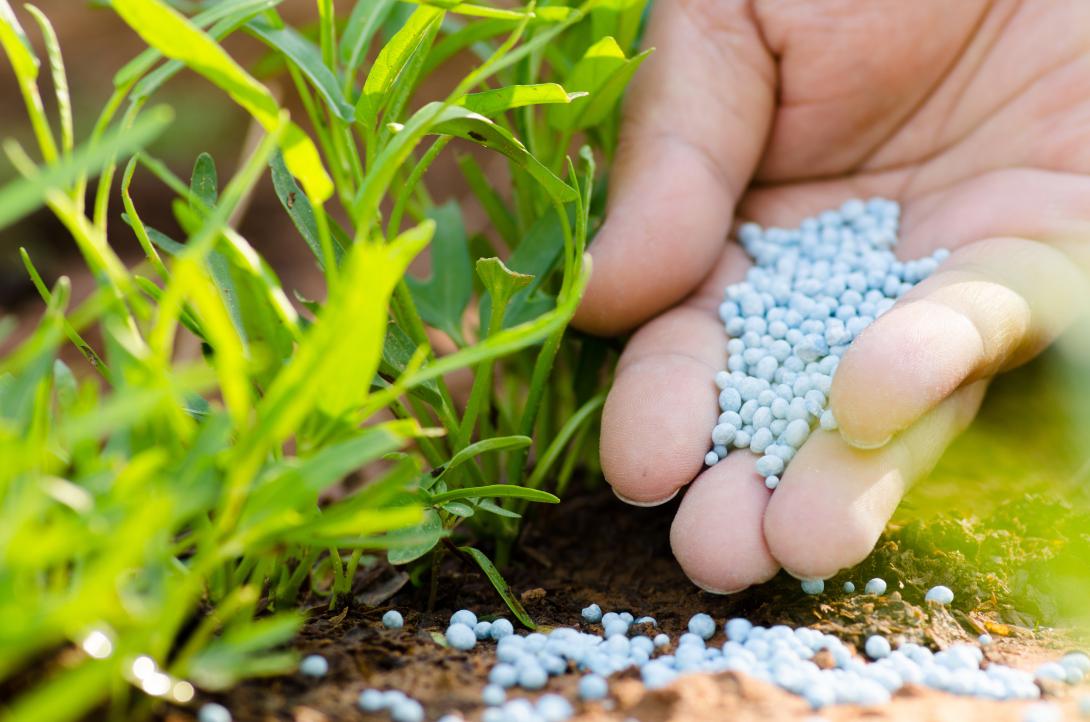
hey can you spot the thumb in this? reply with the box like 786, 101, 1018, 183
573, 0, 774, 336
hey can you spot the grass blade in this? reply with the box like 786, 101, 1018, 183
24, 5, 71, 154
268, 149, 348, 269
429, 483, 557, 505
0, 105, 173, 230
341, 0, 397, 86
111, 0, 333, 202
114, 0, 282, 89
247, 19, 355, 121
459, 83, 582, 116
435, 435, 532, 480
459, 546, 535, 629
356, 5, 444, 132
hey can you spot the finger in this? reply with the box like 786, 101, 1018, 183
670, 451, 780, 594
831, 236, 1090, 449
573, 0, 775, 336
763, 381, 988, 580
600, 303, 725, 505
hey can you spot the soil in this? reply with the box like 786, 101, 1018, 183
156, 488, 1090, 722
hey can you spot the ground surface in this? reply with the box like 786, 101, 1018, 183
155, 483, 1090, 722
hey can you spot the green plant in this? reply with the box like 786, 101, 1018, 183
0, 0, 648, 719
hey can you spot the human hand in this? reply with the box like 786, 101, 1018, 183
574, 0, 1090, 593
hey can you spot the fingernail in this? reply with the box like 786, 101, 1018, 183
839, 430, 892, 450
691, 579, 747, 595
612, 488, 679, 508
783, 568, 831, 582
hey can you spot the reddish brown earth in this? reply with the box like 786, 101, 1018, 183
154, 488, 1089, 722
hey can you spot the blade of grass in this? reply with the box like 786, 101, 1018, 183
341, 0, 396, 92
433, 435, 531, 481
458, 546, 534, 628
0, 105, 172, 230
430, 484, 557, 505
0, 0, 57, 163
111, 0, 333, 202
24, 6, 71, 155
247, 19, 354, 121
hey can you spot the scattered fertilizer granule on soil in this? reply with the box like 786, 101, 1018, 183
707, 198, 949, 485
383, 609, 405, 629
359, 604, 1090, 722
298, 654, 328, 677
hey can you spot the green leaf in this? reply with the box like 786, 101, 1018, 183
357, 5, 444, 131
246, 221, 432, 453
441, 501, 474, 517
379, 321, 443, 407
459, 83, 583, 116
429, 483, 558, 505
434, 435, 532, 481
387, 508, 443, 564
590, 0, 648, 54
426, 108, 577, 204
477, 256, 531, 311
404, 201, 471, 344
174, 182, 299, 378
525, 392, 604, 490
476, 499, 520, 519
110, 0, 333, 202
24, 5, 72, 153
548, 36, 651, 130
247, 19, 355, 122
234, 427, 420, 548
52, 359, 77, 407
0, 0, 38, 81
115, 0, 281, 89
341, 0, 398, 77
0, 105, 173, 230
190, 152, 219, 210
459, 546, 535, 629
479, 210, 567, 329
405, 0, 533, 20
268, 149, 348, 270
189, 613, 302, 690
282, 505, 422, 544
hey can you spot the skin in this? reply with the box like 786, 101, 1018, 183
573, 0, 1090, 593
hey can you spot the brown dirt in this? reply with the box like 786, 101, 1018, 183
155, 488, 1089, 722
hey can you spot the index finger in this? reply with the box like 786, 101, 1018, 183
573, 0, 775, 336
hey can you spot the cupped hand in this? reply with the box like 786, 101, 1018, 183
574, 0, 1090, 593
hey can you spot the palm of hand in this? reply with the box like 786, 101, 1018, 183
574, 0, 1090, 593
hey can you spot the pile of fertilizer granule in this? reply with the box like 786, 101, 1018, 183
708, 197, 949, 488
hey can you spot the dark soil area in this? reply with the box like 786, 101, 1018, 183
156, 486, 1090, 722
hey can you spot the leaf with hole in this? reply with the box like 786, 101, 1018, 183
427, 108, 577, 204
269, 150, 348, 270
